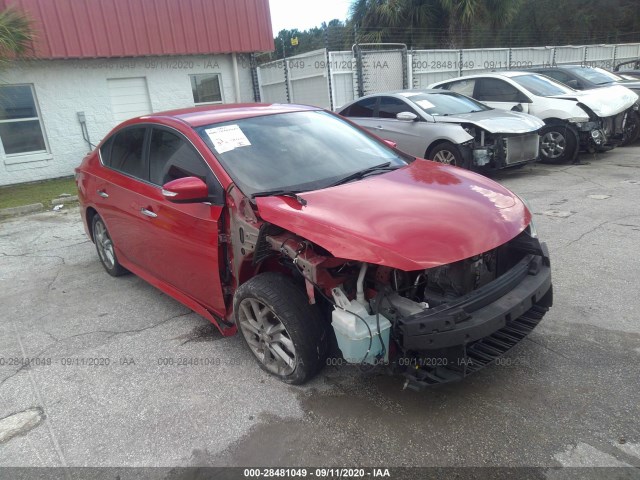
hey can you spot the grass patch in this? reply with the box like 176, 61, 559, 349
0, 176, 77, 210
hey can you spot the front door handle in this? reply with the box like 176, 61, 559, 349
140, 208, 157, 218
97, 190, 109, 198
375, 125, 384, 130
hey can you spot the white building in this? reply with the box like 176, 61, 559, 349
0, 0, 274, 186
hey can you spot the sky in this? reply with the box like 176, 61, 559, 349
269, 0, 352, 35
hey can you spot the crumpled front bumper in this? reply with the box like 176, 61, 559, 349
398, 243, 552, 353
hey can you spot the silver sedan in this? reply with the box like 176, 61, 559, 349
338, 89, 545, 171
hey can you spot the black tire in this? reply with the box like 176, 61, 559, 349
621, 110, 640, 146
428, 142, 470, 169
233, 273, 328, 384
91, 214, 128, 277
539, 123, 578, 163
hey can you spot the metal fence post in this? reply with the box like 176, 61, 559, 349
324, 31, 334, 111
250, 53, 261, 102
281, 38, 291, 103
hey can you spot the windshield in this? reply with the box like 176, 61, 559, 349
512, 74, 574, 96
403, 92, 490, 116
197, 110, 407, 196
564, 66, 624, 84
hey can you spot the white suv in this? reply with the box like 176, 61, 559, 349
430, 72, 638, 163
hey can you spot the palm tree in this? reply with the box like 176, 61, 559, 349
0, 7, 33, 67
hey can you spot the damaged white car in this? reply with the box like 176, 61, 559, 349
430, 72, 639, 163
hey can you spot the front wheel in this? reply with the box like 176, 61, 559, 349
621, 110, 640, 146
539, 124, 578, 163
234, 273, 328, 384
428, 142, 470, 169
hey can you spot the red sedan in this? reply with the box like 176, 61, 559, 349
76, 104, 553, 388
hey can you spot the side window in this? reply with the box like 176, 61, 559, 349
99, 136, 114, 167
149, 128, 222, 199
446, 79, 476, 97
377, 97, 417, 119
475, 78, 522, 102
109, 128, 147, 179
345, 97, 377, 117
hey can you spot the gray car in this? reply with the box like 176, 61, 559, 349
338, 89, 545, 171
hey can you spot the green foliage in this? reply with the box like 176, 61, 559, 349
268, 0, 640, 56
0, 7, 33, 66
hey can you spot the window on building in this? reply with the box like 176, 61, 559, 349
0, 84, 48, 156
190, 74, 223, 105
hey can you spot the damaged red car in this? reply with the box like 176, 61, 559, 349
76, 104, 553, 389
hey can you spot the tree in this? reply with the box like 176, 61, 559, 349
349, 0, 522, 48
0, 7, 33, 67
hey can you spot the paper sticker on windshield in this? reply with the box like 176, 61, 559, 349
205, 125, 251, 154
416, 100, 435, 109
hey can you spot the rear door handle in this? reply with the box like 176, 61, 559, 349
140, 208, 157, 218
375, 125, 384, 130
97, 190, 109, 198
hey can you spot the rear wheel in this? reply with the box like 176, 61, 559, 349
539, 124, 578, 163
428, 142, 469, 169
91, 214, 127, 277
234, 273, 328, 384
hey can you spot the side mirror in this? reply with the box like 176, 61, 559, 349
511, 104, 524, 112
382, 139, 397, 148
566, 79, 580, 89
162, 176, 209, 203
396, 111, 418, 122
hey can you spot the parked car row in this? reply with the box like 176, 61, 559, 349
338, 69, 639, 169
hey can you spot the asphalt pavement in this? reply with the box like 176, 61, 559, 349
0, 146, 639, 474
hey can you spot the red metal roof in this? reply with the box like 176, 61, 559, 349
3, 0, 274, 59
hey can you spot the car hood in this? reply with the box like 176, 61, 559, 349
255, 160, 531, 271
549, 84, 638, 116
433, 109, 544, 133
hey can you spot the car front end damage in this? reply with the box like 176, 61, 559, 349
573, 103, 639, 151
223, 164, 553, 388
237, 222, 552, 390
459, 127, 541, 169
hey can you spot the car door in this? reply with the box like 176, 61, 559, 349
372, 96, 433, 158
139, 126, 227, 313
473, 78, 531, 113
93, 126, 155, 269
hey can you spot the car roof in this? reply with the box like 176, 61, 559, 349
135, 103, 322, 128
434, 71, 534, 82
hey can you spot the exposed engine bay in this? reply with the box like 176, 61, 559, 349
227, 191, 552, 389
461, 125, 540, 168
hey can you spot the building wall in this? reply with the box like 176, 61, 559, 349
0, 54, 256, 186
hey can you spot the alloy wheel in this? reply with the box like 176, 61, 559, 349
433, 150, 457, 165
540, 131, 566, 159
93, 219, 115, 270
237, 298, 297, 376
